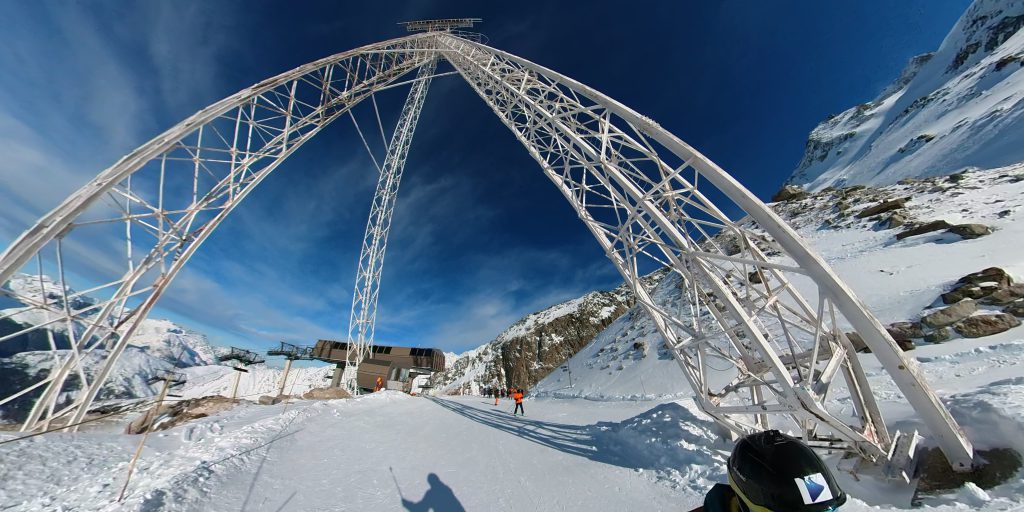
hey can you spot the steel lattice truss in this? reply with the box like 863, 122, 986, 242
345, 58, 438, 391
0, 30, 973, 473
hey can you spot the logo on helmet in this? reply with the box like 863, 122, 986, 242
794, 473, 833, 504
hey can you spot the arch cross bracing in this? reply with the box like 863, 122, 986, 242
0, 30, 972, 473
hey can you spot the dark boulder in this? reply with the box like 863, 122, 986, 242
924, 327, 952, 343
921, 299, 978, 328
948, 224, 993, 239
896, 220, 952, 240
953, 314, 1021, 338
941, 283, 1000, 304
896, 339, 916, 351
856, 198, 907, 218
982, 284, 1024, 305
771, 185, 809, 202
844, 332, 869, 353
1003, 302, 1024, 318
886, 321, 925, 340
957, 267, 1012, 287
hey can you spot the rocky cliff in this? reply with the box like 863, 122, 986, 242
433, 283, 644, 394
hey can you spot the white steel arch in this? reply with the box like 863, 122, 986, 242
0, 28, 972, 473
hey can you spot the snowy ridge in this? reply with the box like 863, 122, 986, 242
788, 0, 1024, 190
495, 289, 627, 344
434, 287, 634, 394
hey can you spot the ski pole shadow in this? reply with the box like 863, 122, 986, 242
399, 472, 466, 512
427, 397, 644, 470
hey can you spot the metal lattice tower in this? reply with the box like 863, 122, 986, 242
0, 21, 973, 474
345, 58, 437, 392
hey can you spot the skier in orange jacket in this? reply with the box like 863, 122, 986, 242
512, 389, 525, 416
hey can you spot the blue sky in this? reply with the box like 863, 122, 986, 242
0, 1, 971, 356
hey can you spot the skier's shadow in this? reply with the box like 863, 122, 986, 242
400, 473, 466, 512
427, 398, 641, 469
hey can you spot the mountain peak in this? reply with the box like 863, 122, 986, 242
787, 0, 1024, 191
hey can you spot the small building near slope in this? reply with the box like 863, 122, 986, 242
312, 340, 445, 394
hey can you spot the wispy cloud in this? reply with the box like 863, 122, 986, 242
0, 3, 626, 358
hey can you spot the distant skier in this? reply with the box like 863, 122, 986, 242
494, 388, 500, 406
691, 430, 847, 512
512, 388, 525, 416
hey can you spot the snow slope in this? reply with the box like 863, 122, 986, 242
788, 0, 1024, 190
2, 390, 1023, 511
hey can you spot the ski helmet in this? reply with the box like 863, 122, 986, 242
727, 430, 846, 512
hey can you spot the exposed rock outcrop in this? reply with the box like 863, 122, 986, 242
959, 267, 1013, 287
924, 327, 952, 343
983, 284, 1024, 305
432, 285, 641, 393
856, 198, 907, 218
921, 299, 978, 328
948, 223, 993, 239
896, 220, 953, 240
1004, 302, 1024, 317
953, 313, 1022, 338
886, 321, 925, 340
771, 185, 808, 203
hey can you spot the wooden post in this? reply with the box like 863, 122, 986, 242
118, 376, 171, 502
230, 367, 242, 399
277, 359, 293, 397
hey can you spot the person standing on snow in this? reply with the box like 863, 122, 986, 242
691, 429, 847, 512
494, 387, 500, 406
512, 388, 525, 416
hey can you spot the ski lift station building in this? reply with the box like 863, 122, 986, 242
312, 340, 446, 394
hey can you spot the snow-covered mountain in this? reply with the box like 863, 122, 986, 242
1, 273, 219, 366
1, 274, 234, 421
432, 287, 639, 394
788, 0, 1024, 190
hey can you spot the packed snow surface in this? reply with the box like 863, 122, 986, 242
2, 378, 1024, 511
